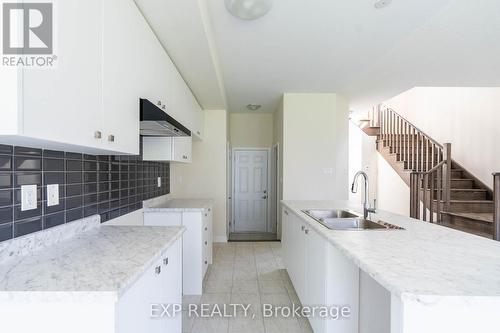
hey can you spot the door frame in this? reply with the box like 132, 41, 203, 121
271, 143, 280, 237
231, 147, 272, 234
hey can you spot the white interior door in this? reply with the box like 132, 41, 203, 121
234, 150, 268, 233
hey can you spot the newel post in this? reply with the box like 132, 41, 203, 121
442, 143, 452, 211
494, 173, 500, 241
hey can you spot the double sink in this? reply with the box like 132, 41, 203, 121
302, 209, 404, 231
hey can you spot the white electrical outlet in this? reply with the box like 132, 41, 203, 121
157, 177, 162, 188
47, 184, 59, 207
21, 185, 37, 211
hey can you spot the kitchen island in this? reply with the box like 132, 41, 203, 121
282, 200, 500, 333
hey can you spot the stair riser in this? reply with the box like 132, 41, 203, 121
441, 215, 493, 236
447, 202, 494, 213
426, 190, 487, 200
429, 179, 475, 189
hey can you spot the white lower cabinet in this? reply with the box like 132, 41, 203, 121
282, 207, 359, 333
144, 207, 213, 295
116, 236, 182, 333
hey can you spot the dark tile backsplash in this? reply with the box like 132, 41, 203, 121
0, 143, 170, 242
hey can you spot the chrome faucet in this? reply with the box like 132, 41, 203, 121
351, 171, 376, 219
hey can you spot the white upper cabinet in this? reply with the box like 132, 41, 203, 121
142, 136, 192, 163
0, 0, 204, 155
0, 0, 104, 153
102, 0, 145, 155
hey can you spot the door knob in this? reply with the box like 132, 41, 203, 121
263, 190, 267, 194
262, 196, 267, 199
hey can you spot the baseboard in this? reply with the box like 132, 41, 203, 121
213, 235, 228, 243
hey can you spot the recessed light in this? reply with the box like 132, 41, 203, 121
374, 0, 392, 9
225, 0, 273, 20
246, 104, 262, 111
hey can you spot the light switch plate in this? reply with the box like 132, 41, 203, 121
47, 184, 59, 207
21, 185, 37, 211
157, 177, 161, 188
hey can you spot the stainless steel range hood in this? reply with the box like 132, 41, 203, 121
140, 99, 191, 137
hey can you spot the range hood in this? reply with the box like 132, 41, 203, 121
140, 99, 191, 137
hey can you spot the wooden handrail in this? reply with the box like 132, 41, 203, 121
411, 160, 446, 175
380, 104, 443, 149
494, 173, 500, 241
376, 104, 452, 223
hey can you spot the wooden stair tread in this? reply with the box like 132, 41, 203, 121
435, 199, 493, 203
442, 212, 494, 223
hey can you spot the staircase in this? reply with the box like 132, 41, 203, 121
361, 105, 496, 239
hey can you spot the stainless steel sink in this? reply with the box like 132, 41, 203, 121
320, 218, 387, 230
301, 209, 404, 231
302, 209, 359, 220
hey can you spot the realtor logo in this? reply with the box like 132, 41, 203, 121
2, 1, 56, 67
3, 2, 53, 54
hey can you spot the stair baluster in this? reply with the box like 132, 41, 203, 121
494, 173, 500, 241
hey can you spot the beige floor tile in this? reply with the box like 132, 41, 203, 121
258, 279, 288, 294
228, 316, 266, 333
263, 317, 303, 333
231, 279, 259, 293
191, 317, 229, 333
204, 278, 234, 293
230, 292, 262, 318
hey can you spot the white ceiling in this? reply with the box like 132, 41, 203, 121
138, 0, 500, 113
135, 0, 227, 109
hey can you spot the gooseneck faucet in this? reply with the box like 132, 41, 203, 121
351, 171, 377, 219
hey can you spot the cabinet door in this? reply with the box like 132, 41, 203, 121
142, 137, 173, 161
161, 238, 183, 332
193, 108, 205, 140
22, 0, 102, 150
172, 137, 192, 163
305, 228, 327, 333
101, 0, 146, 154
182, 212, 204, 295
287, 213, 307, 301
117, 259, 165, 333
282, 208, 292, 274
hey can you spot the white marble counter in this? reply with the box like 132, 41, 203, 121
282, 200, 500, 300
145, 198, 214, 212
0, 222, 185, 301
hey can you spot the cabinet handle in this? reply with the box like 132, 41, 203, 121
301, 226, 305, 231
205, 241, 207, 245
155, 266, 161, 275
305, 229, 309, 235
284, 210, 289, 216
208, 208, 211, 212
94, 131, 102, 139
157, 101, 162, 106
108, 135, 115, 142
197, 131, 201, 135
162, 105, 166, 110
163, 258, 169, 266
205, 227, 208, 231
205, 214, 208, 217
205, 260, 208, 265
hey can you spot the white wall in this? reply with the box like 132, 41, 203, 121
385, 87, 500, 188
281, 93, 349, 201
348, 121, 378, 206
229, 113, 274, 148
171, 110, 228, 242
376, 153, 410, 216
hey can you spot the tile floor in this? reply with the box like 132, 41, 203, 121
182, 242, 313, 333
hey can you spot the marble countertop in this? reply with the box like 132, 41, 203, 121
0, 224, 185, 300
282, 200, 500, 300
144, 198, 214, 212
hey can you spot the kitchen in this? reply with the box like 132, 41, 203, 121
1, 0, 500, 333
